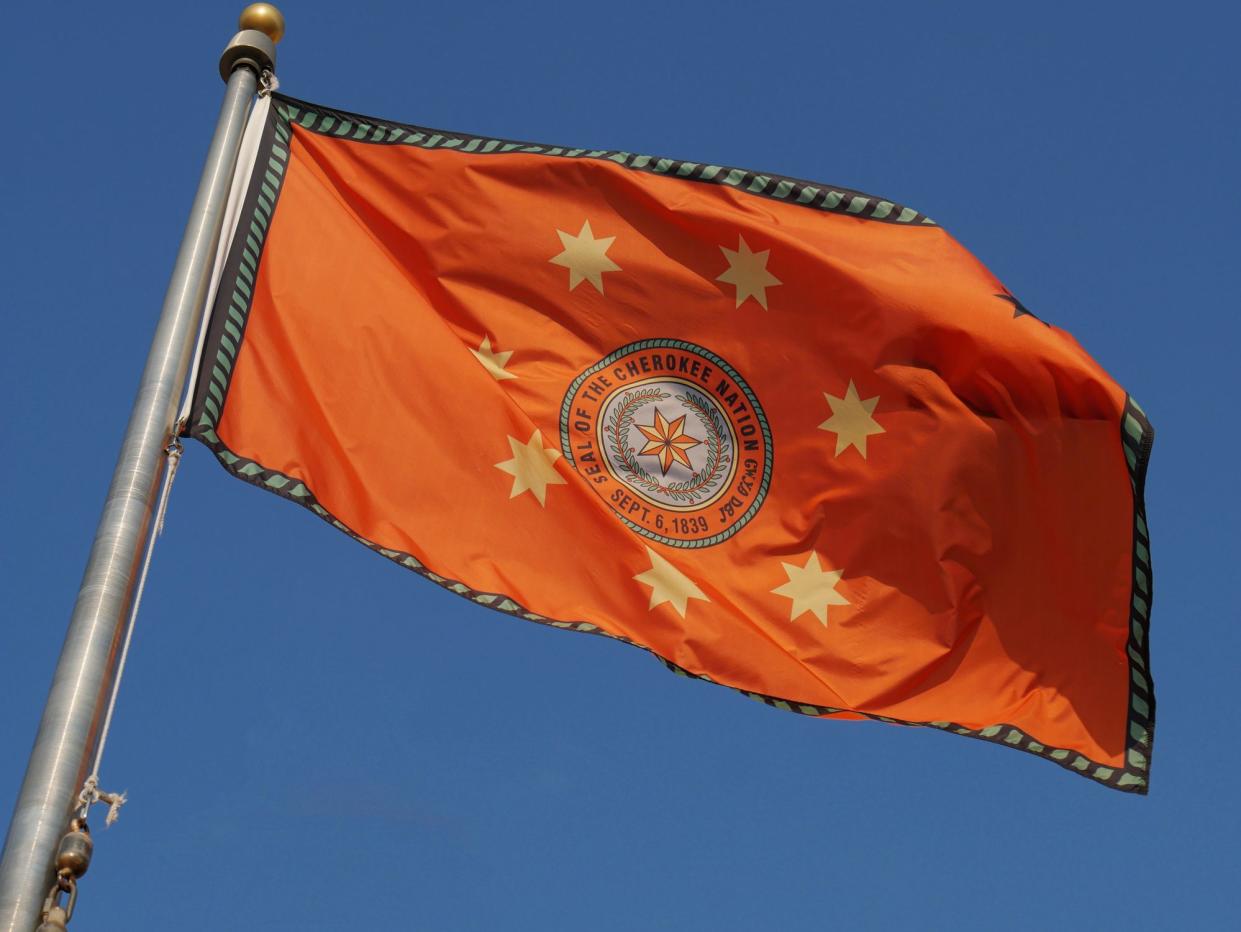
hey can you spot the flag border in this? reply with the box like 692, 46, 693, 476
264, 92, 937, 225
186, 95, 1155, 794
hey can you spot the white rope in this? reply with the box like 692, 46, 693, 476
79, 74, 273, 827
77, 437, 184, 825
177, 90, 274, 428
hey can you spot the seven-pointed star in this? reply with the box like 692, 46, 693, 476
633, 546, 710, 618
994, 289, 1043, 322
549, 219, 621, 293
716, 235, 782, 309
819, 380, 886, 458
771, 552, 850, 626
494, 430, 566, 506
636, 408, 702, 474
470, 335, 517, 381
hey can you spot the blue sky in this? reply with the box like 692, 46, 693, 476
2, 1, 1237, 928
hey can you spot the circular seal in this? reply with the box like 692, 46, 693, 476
560, 339, 772, 548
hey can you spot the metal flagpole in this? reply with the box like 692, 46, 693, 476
0, 7, 284, 930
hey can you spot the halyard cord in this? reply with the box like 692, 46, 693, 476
76, 437, 183, 826
85, 77, 277, 825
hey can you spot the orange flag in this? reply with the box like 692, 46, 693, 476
188, 93, 1154, 792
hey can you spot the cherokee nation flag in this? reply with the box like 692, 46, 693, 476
187, 93, 1155, 792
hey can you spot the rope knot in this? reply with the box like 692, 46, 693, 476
76, 776, 126, 826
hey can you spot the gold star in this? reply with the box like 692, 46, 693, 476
819, 380, 885, 458
470, 335, 516, 381
549, 219, 621, 293
636, 407, 702, 474
633, 546, 709, 618
771, 552, 850, 627
495, 430, 567, 506
716, 235, 782, 309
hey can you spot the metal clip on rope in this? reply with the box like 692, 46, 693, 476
258, 68, 279, 97
76, 775, 127, 827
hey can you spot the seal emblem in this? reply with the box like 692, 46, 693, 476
560, 339, 772, 548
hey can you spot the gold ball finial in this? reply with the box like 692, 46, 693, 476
239, 4, 285, 43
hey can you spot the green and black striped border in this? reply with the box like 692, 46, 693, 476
187, 95, 1153, 793
189, 102, 288, 433
696, 398, 1154, 793
268, 93, 935, 226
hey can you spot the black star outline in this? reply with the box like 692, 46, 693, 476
995, 290, 1047, 325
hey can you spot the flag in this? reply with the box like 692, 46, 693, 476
187, 93, 1154, 792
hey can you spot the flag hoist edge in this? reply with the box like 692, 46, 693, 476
186, 93, 1155, 793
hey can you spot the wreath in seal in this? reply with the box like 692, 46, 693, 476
605, 386, 733, 505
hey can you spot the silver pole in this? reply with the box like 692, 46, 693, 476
0, 15, 280, 930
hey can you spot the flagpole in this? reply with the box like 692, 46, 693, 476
0, 7, 283, 930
